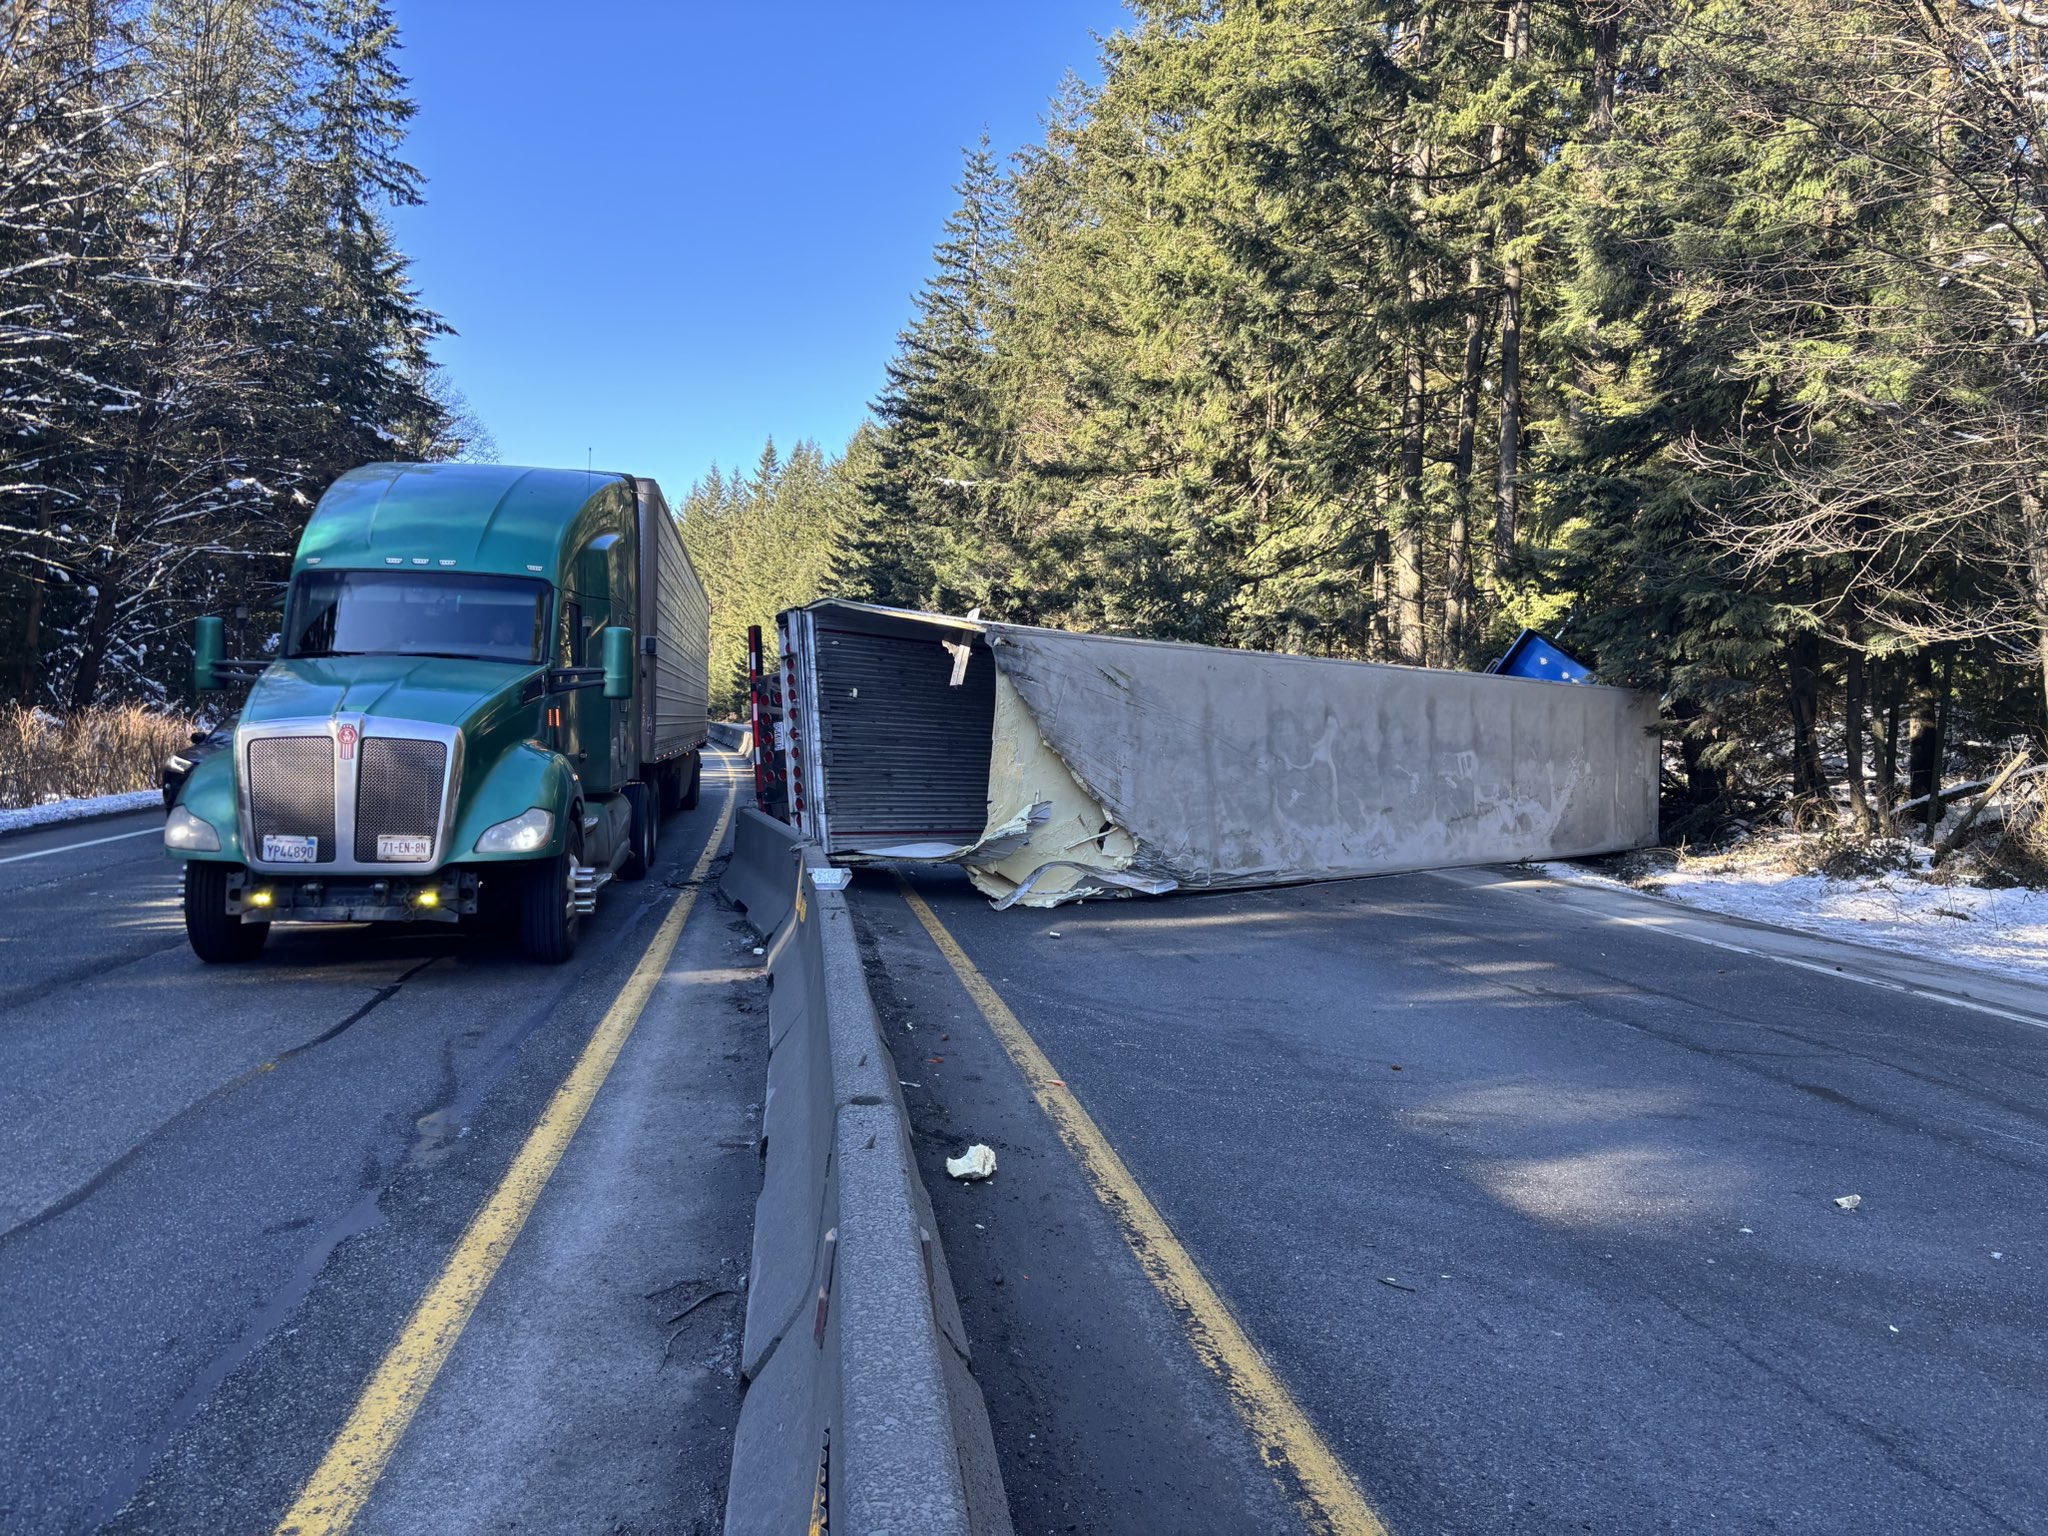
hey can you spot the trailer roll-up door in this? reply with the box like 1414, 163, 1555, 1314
779, 604, 996, 858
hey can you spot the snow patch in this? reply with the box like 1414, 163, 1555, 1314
0, 789, 162, 835
1540, 859, 2048, 987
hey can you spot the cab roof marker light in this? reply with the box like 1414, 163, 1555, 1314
384, 556, 403, 565
525, 563, 544, 572
306, 556, 322, 564
412, 556, 430, 565
439, 559, 457, 567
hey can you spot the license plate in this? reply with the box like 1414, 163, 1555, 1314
263, 835, 318, 864
377, 834, 432, 862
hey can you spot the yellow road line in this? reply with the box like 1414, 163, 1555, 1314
275, 791, 736, 1536
896, 878, 1388, 1536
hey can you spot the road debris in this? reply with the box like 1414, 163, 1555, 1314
1377, 1276, 1417, 1293
1834, 1194, 1862, 1211
947, 1144, 998, 1181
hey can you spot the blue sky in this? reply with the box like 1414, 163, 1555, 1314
385, 2, 1128, 503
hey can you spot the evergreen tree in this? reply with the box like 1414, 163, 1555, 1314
839, 137, 1013, 614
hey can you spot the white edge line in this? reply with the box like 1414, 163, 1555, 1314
0, 824, 162, 865
1463, 871, 2048, 1034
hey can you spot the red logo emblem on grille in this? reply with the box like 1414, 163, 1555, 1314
337, 723, 358, 760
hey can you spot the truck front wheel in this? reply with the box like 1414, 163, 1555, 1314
183, 862, 268, 964
519, 832, 582, 963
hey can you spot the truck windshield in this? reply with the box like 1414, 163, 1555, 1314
285, 570, 550, 664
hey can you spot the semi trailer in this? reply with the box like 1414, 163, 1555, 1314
766, 599, 1657, 906
166, 462, 711, 963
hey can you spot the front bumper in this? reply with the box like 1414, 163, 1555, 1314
225, 868, 479, 925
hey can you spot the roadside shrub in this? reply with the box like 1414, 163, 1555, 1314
1981, 776, 2048, 889
0, 702, 199, 808
1802, 825, 1914, 880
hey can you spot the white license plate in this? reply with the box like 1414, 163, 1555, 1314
376, 834, 432, 862
263, 835, 318, 864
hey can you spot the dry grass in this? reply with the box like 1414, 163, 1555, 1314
0, 702, 200, 808
1981, 776, 2048, 888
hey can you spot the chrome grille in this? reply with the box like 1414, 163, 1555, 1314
354, 737, 447, 863
248, 737, 337, 863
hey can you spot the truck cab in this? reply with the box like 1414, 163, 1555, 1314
166, 463, 710, 964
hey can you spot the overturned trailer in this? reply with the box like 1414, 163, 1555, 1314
768, 600, 1659, 908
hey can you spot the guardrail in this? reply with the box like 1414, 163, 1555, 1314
721, 815, 1010, 1536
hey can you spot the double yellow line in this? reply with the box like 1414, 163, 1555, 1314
276, 792, 735, 1536
897, 878, 1388, 1536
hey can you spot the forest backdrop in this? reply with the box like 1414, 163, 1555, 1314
0, 0, 477, 710
685, 0, 2048, 838
8, 1, 2048, 840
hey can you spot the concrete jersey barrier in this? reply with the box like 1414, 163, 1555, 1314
708, 719, 754, 754
721, 816, 1010, 1536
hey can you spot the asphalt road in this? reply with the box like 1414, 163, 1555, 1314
851, 864, 2048, 1536
0, 754, 764, 1535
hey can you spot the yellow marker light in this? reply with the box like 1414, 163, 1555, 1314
250, 890, 273, 908
416, 890, 439, 908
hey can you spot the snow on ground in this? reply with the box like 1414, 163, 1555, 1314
1541, 856, 2048, 987
0, 789, 162, 836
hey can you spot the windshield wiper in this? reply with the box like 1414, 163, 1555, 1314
291, 649, 364, 659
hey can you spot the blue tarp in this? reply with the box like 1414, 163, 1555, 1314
1488, 629, 1592, 684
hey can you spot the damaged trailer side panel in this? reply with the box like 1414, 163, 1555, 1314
777, 601, 1660, 908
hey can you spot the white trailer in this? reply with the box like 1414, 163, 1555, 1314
772, 600, 1659, 907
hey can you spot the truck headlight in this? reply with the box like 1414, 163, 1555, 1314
475, 807, 553, 854
165, 805, 221, 851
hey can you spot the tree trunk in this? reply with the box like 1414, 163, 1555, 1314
1395, 23, 1431, 668
2021, 483, 2048, 729
1591, 15, 1620, 137
1906, 650, 1939, 801
1371, 524, 1391, 663
68, 575, 117, 710
1397, 343, 1427, 665
1845, 638, 1871, 832
1928, 646, 1954, 839
1882, 659, 1901, 808
1446, 249, 1490, 662
1672, 695, 1721, 811
19, 501, 49, 701
1492, 0, 1532, 568
1786, 632, 1828, 802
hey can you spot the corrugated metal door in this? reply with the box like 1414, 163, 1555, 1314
810, 617, 995, 855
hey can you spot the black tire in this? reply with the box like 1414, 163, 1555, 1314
620, 781, 657, 880
679, 752, 702, 811
519, 829, 581, 963
183, 862, 268, 963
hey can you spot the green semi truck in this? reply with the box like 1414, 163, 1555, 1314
165, 462, 711, 964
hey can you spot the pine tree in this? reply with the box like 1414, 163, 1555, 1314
839, 137, 1013, 614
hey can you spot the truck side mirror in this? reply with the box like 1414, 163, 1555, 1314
601, 625, 634, 700
194, 615, 225, 692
